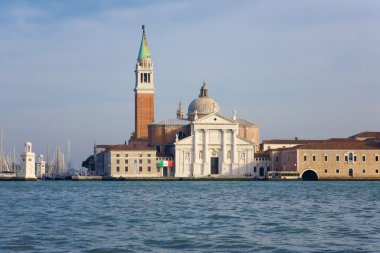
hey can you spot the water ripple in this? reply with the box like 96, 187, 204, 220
0, 181, 379, 252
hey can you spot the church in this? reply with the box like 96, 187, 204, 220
95, 26, 260, 178
134, 27, 260, 178
173, 84, 259, 177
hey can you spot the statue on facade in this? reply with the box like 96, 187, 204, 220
232, 110, 237, 121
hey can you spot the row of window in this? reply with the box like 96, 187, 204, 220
115, 153, 152, 158
115, 166, 155, 173
255, 157, 269, 161
116, 159, 152, 164
140, 73, 151, 83
324, 169, 379, 174
253, 167, 270, 172
303, 154, 379, 162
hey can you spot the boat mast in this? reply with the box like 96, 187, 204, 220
0, 129, 3, 171
13, 147, 16, 172
46, 144, 50, 175
0, 128, 2, 157
67, 139, 71, 170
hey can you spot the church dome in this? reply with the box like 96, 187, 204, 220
188, 83, 220, 119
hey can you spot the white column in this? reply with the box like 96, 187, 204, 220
193, 131, 198, 176
222, 130, 226, 163
175, 146, 180, 177
246, 149, 250, 174
203, 130, 209, 176
193, 131, 198, 163
182, 151, 187, 177
232, 130, 238, 164
204, 130, 208, 163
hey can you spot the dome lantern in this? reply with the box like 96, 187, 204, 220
187, 82, 220, 121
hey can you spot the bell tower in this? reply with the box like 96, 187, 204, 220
134, 25, 154, 140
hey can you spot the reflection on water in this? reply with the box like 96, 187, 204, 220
0, 181, 379, 252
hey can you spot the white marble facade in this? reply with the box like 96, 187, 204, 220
175, 113, 255, 177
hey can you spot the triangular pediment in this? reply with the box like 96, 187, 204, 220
193, 113, 237, 125
236, 136, 255, 146
175, 135, 193, 145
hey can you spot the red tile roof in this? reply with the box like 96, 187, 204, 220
349, 132, 380, 139
262, 139, 323, 144
299, 139, 380, 150
98, 144, 155, 151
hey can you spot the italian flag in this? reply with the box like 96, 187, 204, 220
157, 160, 174, 167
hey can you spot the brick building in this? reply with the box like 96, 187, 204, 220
269, 133, 380, 180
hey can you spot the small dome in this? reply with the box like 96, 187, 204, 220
187, 82, 220, 118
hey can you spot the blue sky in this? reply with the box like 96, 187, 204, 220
1, 0, 380, 167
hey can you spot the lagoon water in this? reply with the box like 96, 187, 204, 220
0, 181, 379, 252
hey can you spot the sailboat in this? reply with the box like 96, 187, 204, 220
0, 130, 20, 178
66, 139, 79, 176
46, 146, 67, 180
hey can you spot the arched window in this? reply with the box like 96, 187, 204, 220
349, 152, 353, 162
143, 73, 148, 83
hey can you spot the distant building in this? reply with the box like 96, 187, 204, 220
94, 144, 157, 177
253, 152, 271, 178
269, 133, 380, 180
260, 139, 323, 152
173, 84, 258, 178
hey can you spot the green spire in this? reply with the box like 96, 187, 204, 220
137, 25, 151, 61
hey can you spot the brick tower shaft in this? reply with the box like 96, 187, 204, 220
134, 25, 154, 140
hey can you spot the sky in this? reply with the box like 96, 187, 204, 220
1, 0, 380, 168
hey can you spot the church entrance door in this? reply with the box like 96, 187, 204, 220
211, 157, 219, 174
